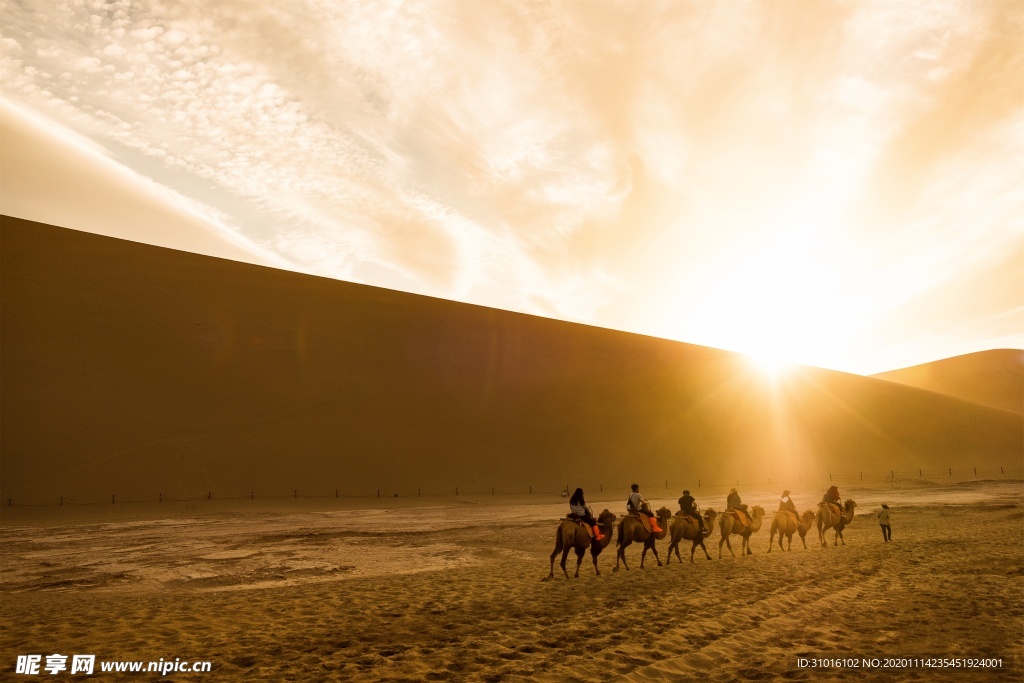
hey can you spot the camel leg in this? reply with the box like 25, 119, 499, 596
560, 546, 572, 579
768, 527, 774, 554
719, 534, 734, 558
614, 543, 630, 572
699, 538, 711, 560
543, 534, 562, 581
667, 538, 679, 565
590, 546, 601, 576
573, 547, 585, 578
650, 541, 662, 567
745, 535, 753, 555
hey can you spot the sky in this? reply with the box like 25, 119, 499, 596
1, 0, 1021, 375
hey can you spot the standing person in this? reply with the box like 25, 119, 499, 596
568, 488, 604, 540
877, 503, 892, 542
678, 489, 705, 533
627, 483, 662, 532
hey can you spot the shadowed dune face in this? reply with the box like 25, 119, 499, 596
2, 216, 1022, 503
873, 349, 1024, 414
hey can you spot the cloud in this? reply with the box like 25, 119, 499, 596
1, 0, 1020, 372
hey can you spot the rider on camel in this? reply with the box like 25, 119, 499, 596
678, 489, 705, 533
727, 488, 750, 525
568, 488, 604, 540
627, 483, 662, 533
821, 485, 842, 516
778, 490, 798, 520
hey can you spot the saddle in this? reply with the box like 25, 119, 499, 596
780, 509, 799, 525
677, 513, 702, 531
629, 511, 653, 533
563, 517, 594, 538
728, 508, 750, 527
820, 502, 841, 517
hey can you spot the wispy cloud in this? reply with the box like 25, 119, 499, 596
1, 0, 1020, 373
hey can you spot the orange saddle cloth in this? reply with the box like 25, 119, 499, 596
629, 512, 653, 533
564, 517, 594, 537
729, 509, 750, 526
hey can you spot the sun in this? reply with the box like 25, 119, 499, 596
746, 350, 794, 380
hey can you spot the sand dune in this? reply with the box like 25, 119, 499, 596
873, 349, 1024, 414
2, 216, 1021, 507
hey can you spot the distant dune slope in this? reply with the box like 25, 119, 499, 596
873, 350, 1023, 414
2, 216, 1021, 503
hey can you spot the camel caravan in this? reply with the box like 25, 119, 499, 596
544, 483, 858, 580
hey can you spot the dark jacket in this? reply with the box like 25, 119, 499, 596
679, 494, 697, 514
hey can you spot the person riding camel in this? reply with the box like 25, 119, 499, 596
726, 488, 750, 525
627, 483, 662, 533
678, 489, 705, 533
821, 485, 842, 516
779, 490, 798, 521
568, 487, 604, 541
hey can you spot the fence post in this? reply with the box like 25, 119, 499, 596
252, 491, 255, 500
377, 489, 380, 498
949, 468, 952, 476
860, 472, 863, 480
919, 469, 922, 477
529, 486, 532, 494
335, 489, 339, 498
456, 487, 459, 496
112, 494, 115, 504
294, 489, 298, 499
600, 483, 602, 493
60, 496, 63, 506
491, 486, 495, 495
417, 488, 421, 497
974, 467, 977, 476
208, 491, 211, 501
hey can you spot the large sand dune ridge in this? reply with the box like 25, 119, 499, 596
2, 216, 1021, 505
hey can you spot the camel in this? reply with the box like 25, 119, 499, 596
767, 509, 816, 552
816, 499, 857, 546
543, 509, 617, 581
613, 506, 672, 572
718, 506, 765, 558
667, 508, 718, 563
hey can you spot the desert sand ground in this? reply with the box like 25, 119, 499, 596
2, 480, 1021, 682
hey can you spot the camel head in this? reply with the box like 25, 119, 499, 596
597, 509, 617, 527
844, 499, 857, 512
656, 507, 673, 523
704, 508, 718, 525
751, 505, 765, 520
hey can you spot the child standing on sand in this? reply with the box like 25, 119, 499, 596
877, 503, 892, 542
